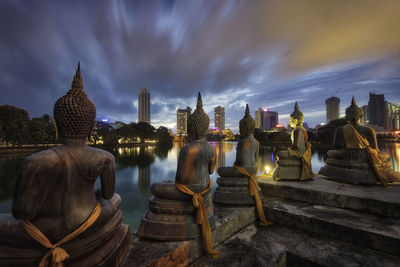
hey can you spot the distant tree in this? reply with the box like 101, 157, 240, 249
134, 122, 156, 141
156, 126, 173, 147
318, 118, 347, 144
0, 105, 30, 145
29, 117, 48, 145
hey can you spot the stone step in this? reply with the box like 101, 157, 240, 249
190, 224, 286, 267
262, 196, 400, 257
258, 175, 400, 218
193, 223, 400, 267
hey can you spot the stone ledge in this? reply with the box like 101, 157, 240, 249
251, 223, 400, 267
122, 206, 257, 266
262, 196, 400, 256
258, 175, 400, 218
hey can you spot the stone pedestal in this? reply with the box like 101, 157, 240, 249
213, 167, 260, 205
319, 149, 378, 185
272, 151, 302, 180
137, 182, 216, 241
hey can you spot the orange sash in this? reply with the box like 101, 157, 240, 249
175, 179, 221, 258
21, 202, 102, 267
234, 165, 272, 227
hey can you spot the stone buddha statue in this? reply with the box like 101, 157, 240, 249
138, 93, 220, 257
214, 104, 260, 204
273, 102, 313, 181
0, 63, 131, 267
320, 97, 400, 185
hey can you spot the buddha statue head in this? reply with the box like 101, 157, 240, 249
289, 102, 304, 128
239, 104, 255, 137
345, 96, 363, 124
53, 62, 96, 140
187, 92, 209, 140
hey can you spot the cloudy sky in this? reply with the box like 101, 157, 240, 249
1, 0, 399, 132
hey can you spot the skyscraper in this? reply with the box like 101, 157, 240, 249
368, 93, 385, 128
176, 107, 192, 135
214, 106, 225, 130
325, 96, 340, 123
138, 87, 150, 123
254, 108, 278, 131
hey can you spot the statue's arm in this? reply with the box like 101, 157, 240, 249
234, 141, 244, 166
100, 155, 116, 199
291, 129, 301, 150
12, 158, 47, 220
333, 128, 344, 149
209, 148, 216, 174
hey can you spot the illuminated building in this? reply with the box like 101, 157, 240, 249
385, 102, 400, 131
255, 108, 278, 131
325, 96, 340, 123
214, 106, 225, 130
138, 87, 150, 123
176, 107, 192, 135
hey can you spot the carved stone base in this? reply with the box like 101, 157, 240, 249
213, 177, 259, 205
273, 151, 302, 180
137, 184, 216, 241
319, 149, 378, 185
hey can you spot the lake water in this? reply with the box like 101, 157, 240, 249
0, 141, 399, 230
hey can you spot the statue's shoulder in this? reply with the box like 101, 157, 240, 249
85, 146, 115, 161
22, 148, 61, 169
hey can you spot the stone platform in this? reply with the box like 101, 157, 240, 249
258, 174, 400, 218
122, 206, 257, 266
122, 175, 400, 266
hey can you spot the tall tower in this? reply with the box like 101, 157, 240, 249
368, 93, 384, 128
138, 87, 150, 123
176, 107, 192, 135
325, 96, 340, 123
255, 108, 278, 131
214, 106, 225, 130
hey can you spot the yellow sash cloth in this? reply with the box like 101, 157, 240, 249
287, 127, 313, 180
343, 124, 390, 186
21, 202, 102, 267
175, 179, 221, 258
233, 165, 272, 227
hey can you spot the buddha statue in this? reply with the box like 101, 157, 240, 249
319, 97, 400, 185
137, 93, 220, 257
214, 104, 260, 204
0, 63, 131, 266
273, 102, 313, 181
214, 104, 271, 226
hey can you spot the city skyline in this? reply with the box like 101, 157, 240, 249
0, 1, 399, 132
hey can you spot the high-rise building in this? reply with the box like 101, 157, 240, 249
325, 96, 340, 123
368, 93, 385, 128
214, 106, 225, 130
254, 108, 278, 131
385, 102, 400, 131
138, 87, 150, 123
176, 107, 192, 135
361, 105, 369, 126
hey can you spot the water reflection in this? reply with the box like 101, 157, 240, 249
0, 141, 399, 230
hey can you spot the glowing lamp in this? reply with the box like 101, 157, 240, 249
264, 165, 271, 174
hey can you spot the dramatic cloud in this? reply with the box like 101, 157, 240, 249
0, 0, 399, 130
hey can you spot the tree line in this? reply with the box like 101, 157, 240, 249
0, 105, 172, 148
